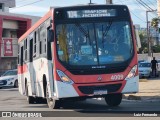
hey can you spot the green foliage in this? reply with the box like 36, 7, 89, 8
138, 31, 148, 53
151, 18, 159, 29
151, 45, 160, 53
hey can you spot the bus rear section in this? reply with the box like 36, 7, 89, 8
18, 5, 139, 109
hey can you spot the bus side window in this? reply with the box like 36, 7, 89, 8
40, 41, 42, 55
38, 28, 42, 55
40, 23, 47, 56
47, 28, 54, 42
18, 46, 20, 64
20, 46, 24, 66
47, 27, 52, 60
33, 32, 37, 58
36, 30, 40, 57
29, 39, 33, 62
43, 31, 47, 55
24, 38, 28, 61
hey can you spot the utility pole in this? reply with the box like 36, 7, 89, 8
90, 0, 92, 4
146, 10, 157, 60
106, 0, 112, 4
89, 0, 94, 4
146, 11, 151, 57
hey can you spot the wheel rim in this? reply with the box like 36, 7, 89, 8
46, 86, 55, 108
46, 87, 51, 104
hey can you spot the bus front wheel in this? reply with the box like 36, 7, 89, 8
105, 93, 122, 106
46, 86, 61, 109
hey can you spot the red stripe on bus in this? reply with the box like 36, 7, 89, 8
18, 64, 28, 74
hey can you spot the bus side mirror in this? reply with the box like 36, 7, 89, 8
48, 30, 54, 42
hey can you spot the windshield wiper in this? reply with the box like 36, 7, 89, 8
102, 21, 113, 48
75, 23, 91, 45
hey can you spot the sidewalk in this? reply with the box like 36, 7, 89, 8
124, 77, 160, 101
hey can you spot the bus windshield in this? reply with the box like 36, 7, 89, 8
56, 21, 133, 66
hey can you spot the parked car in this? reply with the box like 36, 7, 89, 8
0, 69, 18, 89
138, 62, 158, 78
157, 59, 160, 71
138, 60, 145, 64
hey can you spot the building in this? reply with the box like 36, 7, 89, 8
137, 24, 159, 46
134, 24, 141, 52
0, 0, 15, 12
149, 27, 159, 46
0, 0, 41, 75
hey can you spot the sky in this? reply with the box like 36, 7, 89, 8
9, 0, 158, 28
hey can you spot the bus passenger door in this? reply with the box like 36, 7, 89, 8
28, 38, 36, 95
19, 46, 25, 95
46, 27, 55, 97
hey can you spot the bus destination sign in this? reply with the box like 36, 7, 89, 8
67, 9, 116, 18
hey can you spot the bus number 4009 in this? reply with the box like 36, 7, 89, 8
111, 74, 124, 80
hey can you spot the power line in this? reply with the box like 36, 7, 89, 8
154, 0, 157, 2
135, 0, 157, 16
10, 0, 44, 9
147, 0, 157, 8
134, 0, 156, 18
118, 0, 146, 23
137, 0, 154, 11
16, 0, 31, 3
130, 11, 146, 23
141, 0, 155, 11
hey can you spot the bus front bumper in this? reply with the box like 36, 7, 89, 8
54, 76, 139, 99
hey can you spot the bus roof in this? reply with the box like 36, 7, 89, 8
53, 4, 128, 9
18, 9, 53, 43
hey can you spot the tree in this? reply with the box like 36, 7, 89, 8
138, 31, 148, 53
151, 45, 160, 53
151, 18, 159, 30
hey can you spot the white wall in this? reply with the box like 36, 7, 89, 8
3, 20, 18, 29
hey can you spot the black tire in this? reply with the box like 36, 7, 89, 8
14, 80, 18, 88
0, 87, 2, 89
46, 85, 61, 109
26, 83, 35, 104
149, 72, 152, 78
105, 93, 122, 106
36, 97, 47, 104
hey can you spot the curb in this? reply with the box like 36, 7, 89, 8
139, 79, 148, 82
123, 95, 141, 100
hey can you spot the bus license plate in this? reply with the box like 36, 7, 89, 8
94, 90, 107, 95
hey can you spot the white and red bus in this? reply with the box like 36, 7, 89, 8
18, 5, 139, 109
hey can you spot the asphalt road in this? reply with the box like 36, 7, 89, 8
0, 87, 160, 118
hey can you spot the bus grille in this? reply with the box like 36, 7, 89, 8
78, 84, 122, 94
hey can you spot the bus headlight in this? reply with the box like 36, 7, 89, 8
57, 70, 74, 84
125, 65, 137, 80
